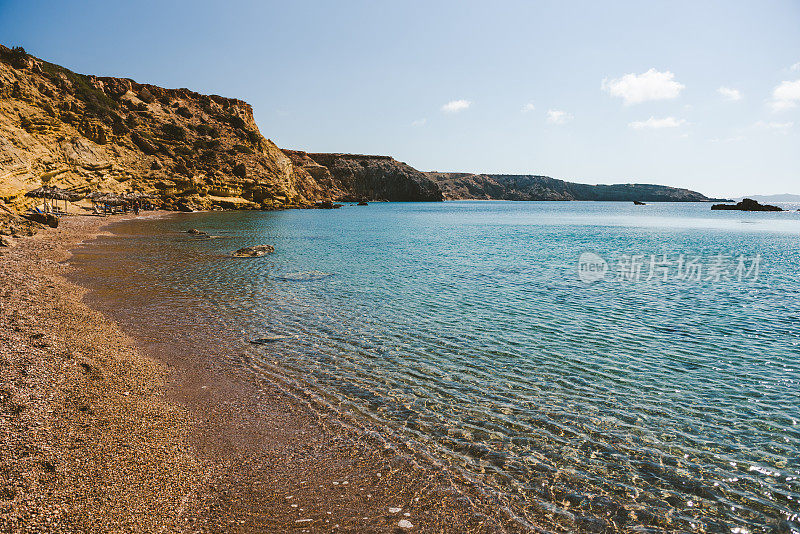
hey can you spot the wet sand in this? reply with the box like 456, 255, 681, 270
0, 214, 528, 533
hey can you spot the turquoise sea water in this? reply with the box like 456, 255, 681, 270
71, 202, 800, 533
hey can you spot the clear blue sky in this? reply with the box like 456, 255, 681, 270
1, 0, 798, 197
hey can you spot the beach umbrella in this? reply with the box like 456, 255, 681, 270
46, 187, 75, 201
24, 186, 51, 199
97, 193, 128, 206
26, 186, 84, 213
124, 191, 156, 200
48, 187, 84, 212
122, 192, 143, 201
25, 186, 58, 213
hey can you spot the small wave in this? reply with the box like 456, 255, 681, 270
274, 271, 333, 281
249, 335, 292, 344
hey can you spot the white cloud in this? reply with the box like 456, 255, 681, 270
602, 68, 685, 105
718, 87, 742, 101
411, 118, 427, 127
754, 120, 793, 133
521, 102, 536, 113
710, 135, 745, 143
441, 99, 471, 113
790, 62, 800, 72
628, 116, 686, 130
769, 80, 800, 111
546, 109, 572, 124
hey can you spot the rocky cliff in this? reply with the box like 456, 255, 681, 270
0, 45, 443, 216
428, 172, 722, 202
282, 150, 443, 202
0, 46, 335, 211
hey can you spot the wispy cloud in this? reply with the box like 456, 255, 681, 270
546, 109, 572, 124
754, 120, 793, 133
441, 99, 471, 113
521, 102, 536, 113
602, 68, 685, 105
769, 80, 800, 112
790, 62, 800, 72
411, 118, 427, 127
710, 135, 745, 143
629, 116, 686, 130
718, 86, 742, 101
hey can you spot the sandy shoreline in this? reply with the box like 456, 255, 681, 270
0, 214, 526, 533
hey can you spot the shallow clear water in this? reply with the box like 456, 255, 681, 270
71, 202, 800, 533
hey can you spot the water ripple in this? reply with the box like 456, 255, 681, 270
70, 202, 800, 533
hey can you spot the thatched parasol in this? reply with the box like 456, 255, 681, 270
122, 191, 157, 201
25, 186, 84, 213
87, 191, 110, 201
25, 186, 52, 199
96, 193, 128, 206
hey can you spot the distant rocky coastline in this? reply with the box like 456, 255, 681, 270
281, 150, 442, 202
427, 172, 728, 202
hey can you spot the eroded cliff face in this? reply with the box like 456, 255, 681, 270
428, 173, 719, 202
282, 150, 443, 202
0, 45, 327, 212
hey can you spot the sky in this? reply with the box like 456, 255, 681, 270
1, 0, 798, 197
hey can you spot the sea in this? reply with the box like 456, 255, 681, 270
69, 201, 800, 533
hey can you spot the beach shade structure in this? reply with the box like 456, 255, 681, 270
122, 191, 149, 201
126, 191, 157, 200
99, 193, 127, 205
96, 193, 129, 213
122, 191, 158, 211
25, 186, 84, 213
87, 191, 109, 201
48, 187, 84, 213
87, 191, 117, 214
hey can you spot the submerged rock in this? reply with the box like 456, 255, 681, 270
274, 271, 332, 281
711, 198, 783, 211
186, 228, 210, 237
231, 244, 274, 257
249, 335, 290, 344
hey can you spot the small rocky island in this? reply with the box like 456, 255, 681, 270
711, 198, 783, 212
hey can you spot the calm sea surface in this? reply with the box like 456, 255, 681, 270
70, 202, 800, 533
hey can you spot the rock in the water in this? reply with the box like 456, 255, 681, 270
232, 245, 274, 257
357, 200, 368, 206
711, 198, 783, 211
315, 200, 343, 209
186, 228, 209, 237
249, 335, 289, 344
274, 271, 333, 281
633, 200, 646, 205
